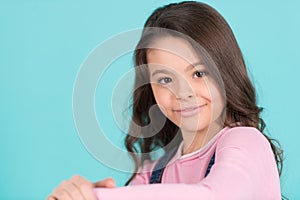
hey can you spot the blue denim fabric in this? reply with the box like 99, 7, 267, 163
204, 152, 215, 177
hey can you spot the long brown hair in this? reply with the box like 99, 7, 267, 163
124, 1, 284, 186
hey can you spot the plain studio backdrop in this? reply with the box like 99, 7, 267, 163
0, 0, 299, 199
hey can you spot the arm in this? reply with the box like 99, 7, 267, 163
94, 127, 281, 200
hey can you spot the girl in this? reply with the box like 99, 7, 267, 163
48, 1, 284, 199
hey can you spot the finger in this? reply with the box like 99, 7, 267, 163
46, 196, 57, 200
93, 178, 116, 188
62, 181, 84, 200
71, 175, 94, 188
51, 187, 72, 200
70, 175, 97, 200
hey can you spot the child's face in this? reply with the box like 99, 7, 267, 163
147, 37, 224, 133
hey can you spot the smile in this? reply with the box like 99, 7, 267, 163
173, 104, 206, 117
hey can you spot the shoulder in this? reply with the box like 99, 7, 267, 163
215, 126, 277, 177
217, 126, 271, 153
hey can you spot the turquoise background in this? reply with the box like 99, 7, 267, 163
0, 0, 299, 199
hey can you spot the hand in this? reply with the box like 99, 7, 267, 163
47, 175, 116, 200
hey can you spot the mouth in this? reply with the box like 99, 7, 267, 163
173, 104, 207, 117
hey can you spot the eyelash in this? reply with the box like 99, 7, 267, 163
157, 70, 207, 85
158, 77, 172, 84
193, 70, 207, 78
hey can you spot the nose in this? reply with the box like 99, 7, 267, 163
176, 92, 193, 100
175, 79, 195, 101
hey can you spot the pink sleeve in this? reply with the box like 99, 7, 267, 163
94, 127, 281, 200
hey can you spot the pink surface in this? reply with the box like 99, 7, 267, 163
94, 127, 281, 199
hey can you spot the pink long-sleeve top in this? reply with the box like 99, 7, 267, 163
94, 126, 281, 199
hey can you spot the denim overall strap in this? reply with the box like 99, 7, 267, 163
204, 152, 216, 177
150, 150, 216, 184
149, 146, 178, 184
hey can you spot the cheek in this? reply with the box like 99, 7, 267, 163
192, 80, 211, 103
208, 85, 225, 119
151, 85, 174, 110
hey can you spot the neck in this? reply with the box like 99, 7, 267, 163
181, 123, 222, 155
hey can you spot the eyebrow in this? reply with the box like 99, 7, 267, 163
151, 61, 204, 77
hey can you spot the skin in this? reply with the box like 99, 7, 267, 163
147, 36, 224, 155
47, 176, 116, 200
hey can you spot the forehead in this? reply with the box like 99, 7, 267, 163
146, 36, 201, 70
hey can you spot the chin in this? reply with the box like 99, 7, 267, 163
182, 126, 207, 133
178, 121, 208, 134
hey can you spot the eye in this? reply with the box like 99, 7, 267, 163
158, 77, 172, 84
193, 70, 207, 78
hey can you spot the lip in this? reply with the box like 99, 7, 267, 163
174, 104, 206, 117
